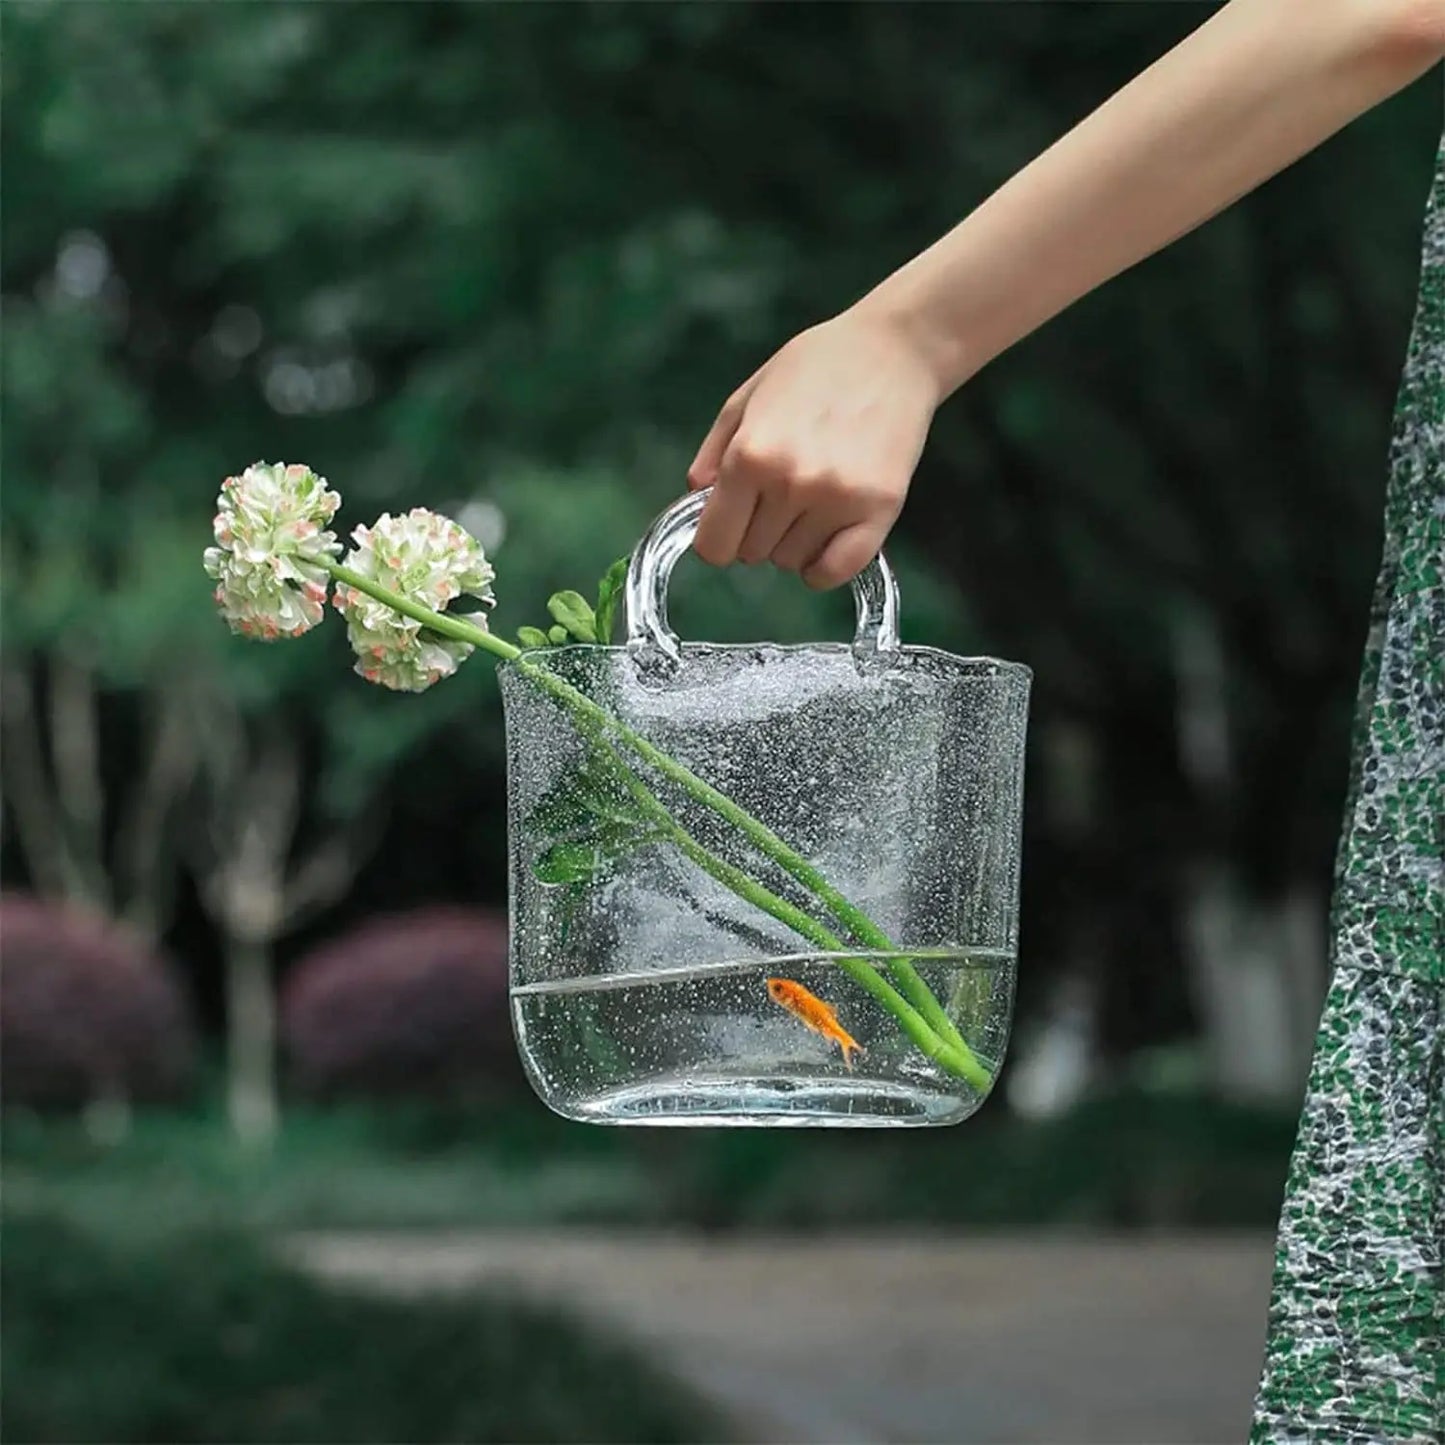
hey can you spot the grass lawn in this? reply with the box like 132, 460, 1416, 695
1, 1079, 1292, 1442
2, 1209, 724, 1444
3, 1079, 1296, 1238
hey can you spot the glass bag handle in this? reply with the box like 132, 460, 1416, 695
624, 488, 901, 665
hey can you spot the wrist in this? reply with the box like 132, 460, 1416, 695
850, 268, 987, 404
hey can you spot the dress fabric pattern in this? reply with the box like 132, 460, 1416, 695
1250, 125, 1445, 1444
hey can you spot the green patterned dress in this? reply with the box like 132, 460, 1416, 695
1250, 128, 1445, 1442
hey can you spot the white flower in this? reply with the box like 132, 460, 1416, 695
332, 508, 496, 692
203, 461, 342, 639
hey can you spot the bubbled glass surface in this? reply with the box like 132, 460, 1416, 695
499, 639, 1029, 1127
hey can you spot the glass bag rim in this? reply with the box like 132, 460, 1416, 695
497, 641, 1033, 687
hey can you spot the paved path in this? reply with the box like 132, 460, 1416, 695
289, 1231, 1274, 1445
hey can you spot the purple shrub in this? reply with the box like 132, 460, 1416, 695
281, 907, 518, 1098
0, 894, 195, 1109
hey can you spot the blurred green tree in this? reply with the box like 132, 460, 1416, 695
3, 0, 1437, 1112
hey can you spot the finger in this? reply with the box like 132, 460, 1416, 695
770, 514, 837, 575
687, 374, 759, 492
801, 521, 887, 591
737, 488, 800, 565
693, 476, 759, 567
687, 407, 741, 492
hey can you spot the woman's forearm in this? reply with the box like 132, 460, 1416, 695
685, 0, 1445, 586
861, 0, 1445, 396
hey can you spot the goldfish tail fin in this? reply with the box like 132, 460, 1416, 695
841, 1038, 865, 1072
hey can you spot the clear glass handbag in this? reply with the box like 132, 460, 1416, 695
500, 491, 1030, 1126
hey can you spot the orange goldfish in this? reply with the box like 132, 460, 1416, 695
766, 977, 865, 1070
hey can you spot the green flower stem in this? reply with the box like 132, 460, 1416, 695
511, 656, 972, 1054
328, 564, 521, 656
323, 562, 985, 1081
542, 672, 971, 1056
599, 741, 990, 1087
606, 733, 972, 1056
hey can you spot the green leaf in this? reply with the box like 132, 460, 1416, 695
516, 625, 550, 649
527, 748, 645, 840
547, 624, 570, 645
528, 783, 595, 840
593, 555, 630, 645
574, 767, 643, 827
532, 809, 659, 885
553, 882, 588, 947
547, 590, 597, 643
527, 750, 610, 835
534, 840, 607, 885
593, 817, 660, 858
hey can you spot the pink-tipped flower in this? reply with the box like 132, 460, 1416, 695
203, 462, 342, 639
332, 508, 496, 692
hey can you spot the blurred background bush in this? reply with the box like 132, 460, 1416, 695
0, 893, 193, 1114
3, 3, 1439, 1441
281, 907, 515, 1099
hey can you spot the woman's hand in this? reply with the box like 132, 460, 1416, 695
687, 306, 944, 590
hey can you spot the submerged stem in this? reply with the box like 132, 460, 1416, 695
599, 742, 989, 1088
536, 667, 975, 1060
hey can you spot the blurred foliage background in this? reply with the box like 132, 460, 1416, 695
2, 4, 1440, 1441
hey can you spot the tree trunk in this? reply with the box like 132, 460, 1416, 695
1182, 863, 1326, 1106
225, 935, 279, 1149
